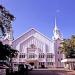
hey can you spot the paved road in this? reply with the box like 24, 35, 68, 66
28, 70, 67, 75
13, 69, 75, 75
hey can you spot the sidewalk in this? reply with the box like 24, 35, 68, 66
66, 70, 75, 75
34, 68, 66, 70
34, 68, 75, 75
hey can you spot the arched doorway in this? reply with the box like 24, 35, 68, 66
29, 62, 34, 66
29, 62, 35, 68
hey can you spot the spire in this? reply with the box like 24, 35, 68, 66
52, 17, 62, 40
54, 17, 59, 30
53, 17, 59, 33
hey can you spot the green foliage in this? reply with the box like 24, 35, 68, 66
60, 35, 75, 58
0, 41, 18, 68
0, 41, 18, 62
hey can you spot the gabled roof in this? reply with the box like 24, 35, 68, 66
13, 28, 51, 42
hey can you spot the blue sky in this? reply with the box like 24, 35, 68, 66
1, 0, 75, 39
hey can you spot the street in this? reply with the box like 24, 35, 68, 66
12, 69, 75, 75
28, 69, 67, 75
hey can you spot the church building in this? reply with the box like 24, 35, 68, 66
0, 5, 64, 70
11, 18, 64, 70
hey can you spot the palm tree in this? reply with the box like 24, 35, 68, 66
60, 35, 75, 58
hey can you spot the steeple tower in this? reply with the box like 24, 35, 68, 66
54, 17, 59, 31
52, 17, 62, 40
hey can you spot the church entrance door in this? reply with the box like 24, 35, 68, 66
29, 62, 34, 66
29, 62, 35, 68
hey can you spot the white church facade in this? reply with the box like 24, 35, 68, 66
1, 5, 75, 70
0, 6, 64, 69
11, 19, 64, 70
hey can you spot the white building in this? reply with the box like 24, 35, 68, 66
1, 18, 64, 70
0, 5, 64, 70
11, 19, 63, 70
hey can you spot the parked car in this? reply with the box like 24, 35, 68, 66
18, 64, 33, 71
24, 64, 33, 70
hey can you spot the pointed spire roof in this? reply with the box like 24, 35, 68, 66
52, 17, 62, 40
54, 17, 59, 30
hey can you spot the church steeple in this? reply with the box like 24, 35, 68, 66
52, 17, 62, 40
54, 17, 59, 31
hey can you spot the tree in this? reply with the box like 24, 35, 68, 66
0, 41, 18, 68
60, 35, 75, 58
